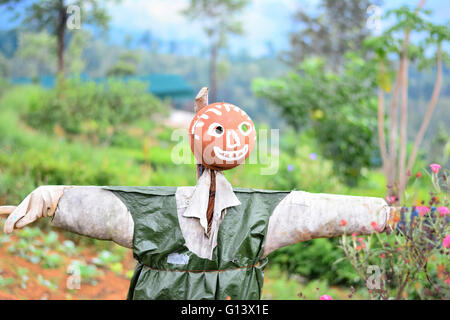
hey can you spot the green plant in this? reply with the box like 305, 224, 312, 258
92, 250, 122, 267
339, 164, 449, 299
24, 78, 166, 145
42, 253, 63, 269
67, 260, 103, 285
0, 275, 15, 287
17, 267, 29, 289
58, 240, 78, 255
268, 237, 358, 286
253, 55, 379, 186
43, 231, 59, 248
37, 274, 58, 291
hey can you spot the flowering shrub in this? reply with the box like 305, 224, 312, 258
339, 164, 449, 299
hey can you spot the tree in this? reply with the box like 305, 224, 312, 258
107, 51, 141, 77
183, 0, 249, 102
66, 30, 91, 75
13, 31, 56, 78
365, 0, 449, 202
285, 0, 376, 71
0, 0, 111, 77
253, 55, 379, 186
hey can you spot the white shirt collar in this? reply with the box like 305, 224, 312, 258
182, 168, 241, 234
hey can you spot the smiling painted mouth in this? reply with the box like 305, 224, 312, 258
213, 145, 248, 161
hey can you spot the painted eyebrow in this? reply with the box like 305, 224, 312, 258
223, 103, 233, 112
206, 108, 222, 116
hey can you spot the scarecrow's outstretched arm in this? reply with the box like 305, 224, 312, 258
0, 186, 133, 248
263, 191, 392, 257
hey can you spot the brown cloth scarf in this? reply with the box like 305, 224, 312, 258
206, 170, 216, 237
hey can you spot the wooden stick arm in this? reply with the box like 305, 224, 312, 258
262, 191, 391, 257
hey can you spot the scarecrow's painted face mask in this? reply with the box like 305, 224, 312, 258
189, 102, 256, 170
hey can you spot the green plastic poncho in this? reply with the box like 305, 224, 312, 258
106, 186, 288, 300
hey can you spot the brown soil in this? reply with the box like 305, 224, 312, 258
0, 233, 135, 300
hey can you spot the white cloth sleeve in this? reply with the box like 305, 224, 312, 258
51, 187, 134, 248
263, 191, 390, 257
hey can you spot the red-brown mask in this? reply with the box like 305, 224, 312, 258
189, 102, 256, 171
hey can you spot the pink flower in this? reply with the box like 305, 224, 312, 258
320, 295, 333, 300
385, 196, 397, 204
358, 237, 364, 243
430, 164, 441, 174
371, 221, 382, 232
443, 235, 450, 249
437, 207, 450, 217
416, 206, 430, 217
445, 278, 450, 285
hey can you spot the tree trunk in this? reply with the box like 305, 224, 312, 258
387, 72, 401, 196
405, 45, 443, 183
386, 0, 426, 202
398, 30, 410, 203
377, 86, 388, 178
209, 43, 218, 103
57, 1, 68, 77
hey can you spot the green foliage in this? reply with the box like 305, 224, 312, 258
42, 253, 63, 269
17, 267, 29, 289
268, 238, 358, 286
37, 274, 58, 291
24, 78, 166, 144
67, 260, 102, 285
13, 31, 56, 78
340, 169, 449, 300
107, 51, 141, 77
92, 250, 122, 267
254, 55, 379, 186
262, 265, 369, 300
6, 226, 63, 268
0, 275, 15, 287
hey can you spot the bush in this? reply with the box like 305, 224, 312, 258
253, 55, 379, 186
24, 78, 167, 145
339, 165, 449, 299
268, 238, 358, 286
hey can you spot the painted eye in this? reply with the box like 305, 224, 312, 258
207, 122, 224, 137
239, 121, 252, 136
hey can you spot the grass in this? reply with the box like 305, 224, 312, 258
262, 266, 369, 300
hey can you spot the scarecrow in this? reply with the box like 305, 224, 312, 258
0, 88, 393, 300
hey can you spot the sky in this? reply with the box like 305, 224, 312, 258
104, 0, 450, 56
0, 0, 448, 57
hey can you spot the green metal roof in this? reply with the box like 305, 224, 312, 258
132, 74, 194, 99
10, 73, 194, 100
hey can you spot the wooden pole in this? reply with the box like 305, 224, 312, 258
194, 87, 216, 236
194, 87, 209, 180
